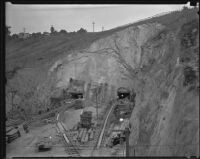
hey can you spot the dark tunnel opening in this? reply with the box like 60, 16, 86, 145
117, 87, 131, 100
118, 92, 130, 99
70, 92, 83, 99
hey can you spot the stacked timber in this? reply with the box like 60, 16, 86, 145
76, 127, 95, 143
80, 111, 92, 128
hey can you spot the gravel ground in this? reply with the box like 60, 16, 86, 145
6, 123, 69, 158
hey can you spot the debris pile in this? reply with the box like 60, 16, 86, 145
6, 127, 21, 143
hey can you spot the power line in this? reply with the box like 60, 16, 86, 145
92, 22, 95, 32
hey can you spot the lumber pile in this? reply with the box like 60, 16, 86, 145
80, 111, 92, 128
76, 128, 95, 143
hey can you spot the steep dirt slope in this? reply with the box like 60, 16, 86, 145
129, 18, 199, 156
50, 8, 199, 156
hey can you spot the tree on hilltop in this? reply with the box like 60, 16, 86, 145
50, 25, 56, 34
60, 29, 68, 34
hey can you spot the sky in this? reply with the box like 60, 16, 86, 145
6, 2, 190, 34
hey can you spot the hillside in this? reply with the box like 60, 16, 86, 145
6, 7, 199, 156
6, 7, 198, 73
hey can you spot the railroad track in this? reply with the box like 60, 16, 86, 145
57, 99, 117, 156
63, 141, 80, 156
89, 127, 102, 148
56, 122, 80, 156
96, 101, 116, 149
56, 102, 81, 157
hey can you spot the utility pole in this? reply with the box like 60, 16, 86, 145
23, 27, 26, 33
102, 26, 104, 32
125, 127, 130, 157
92, 22, 95, 32
96, 87, 98, 124
10, 90, 17, 118
11, 92, 14, 118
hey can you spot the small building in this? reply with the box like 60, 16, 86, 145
18, 32, 30, 39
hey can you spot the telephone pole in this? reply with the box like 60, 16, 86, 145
96, 88, 98, 123
125, 127, 130, 157
102, 26, 104, 32
10, 90, 17, 118
92, 22, 95, 32
23, 27, 26, 33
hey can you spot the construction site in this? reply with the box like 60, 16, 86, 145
6, 77, 136, 157
5, 5, 199, 158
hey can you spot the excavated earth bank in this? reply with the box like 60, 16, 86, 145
6, 8, 199, 156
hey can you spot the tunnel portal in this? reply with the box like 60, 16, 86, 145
117, 87, 131, 99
